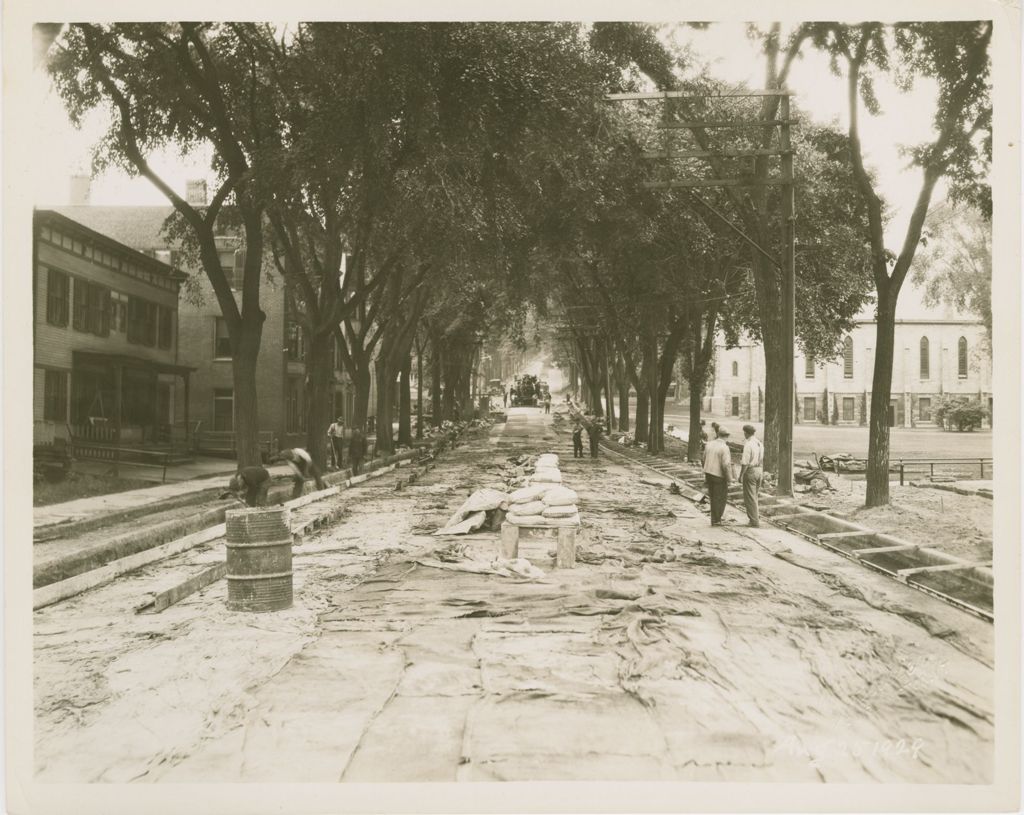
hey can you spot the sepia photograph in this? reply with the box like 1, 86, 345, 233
3, 1, 1021, 813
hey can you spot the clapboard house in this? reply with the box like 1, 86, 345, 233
54, 181, 360, 456
33, 209, 193, 463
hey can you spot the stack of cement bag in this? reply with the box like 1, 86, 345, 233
505, 454, 580, 527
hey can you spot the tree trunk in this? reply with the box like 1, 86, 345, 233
416, 345, 424, 440
617, 370, 630, 432
634, 386, 649, 442
303, 330, 334, 469
760, 326, 786, 475
430, 339, 443, 426
350, 358, 372, 431
866, 296, 897, 506
374, 355, 394, 455
587, 378, 604, 416
231, 325, 263, 466
459, 353, 473, 419
398, 352, 412, 446
646, 335, 662, 453
687, 373, 704, 462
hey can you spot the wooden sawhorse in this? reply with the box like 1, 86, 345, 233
499, 522, 577, 568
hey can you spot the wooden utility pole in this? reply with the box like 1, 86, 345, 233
777, 93, 795, 495
606, 87, 796, 494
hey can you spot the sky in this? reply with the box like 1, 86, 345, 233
31, 20, 968, 320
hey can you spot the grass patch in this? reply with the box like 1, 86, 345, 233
34, 472, 155, 507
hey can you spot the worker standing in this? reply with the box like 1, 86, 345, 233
543, 394, 551, 414
585, 415, 601, 458
272, 447, 326, 499
222, 465, 271, 507
740, 424, 764, 527
572, 421, 584, 458
702, 427, 733, 526
327, 416, 346, 470
349, 426, 368, 475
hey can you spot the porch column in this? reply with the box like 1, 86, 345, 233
113, 364, 123, 477
183, 372, 191, 449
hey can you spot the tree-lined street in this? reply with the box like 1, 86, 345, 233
25, 17, 1005, 799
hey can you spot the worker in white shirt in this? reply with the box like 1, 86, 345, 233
740, 424, 764, 527
271, 447, 327, 499
702, 426, 733, 526
327, 417, 346, 470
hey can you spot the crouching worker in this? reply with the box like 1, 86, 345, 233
272, 447, 327, 499
221, 465, 271, 507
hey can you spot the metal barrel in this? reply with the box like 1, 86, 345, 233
224, 507, 293, 612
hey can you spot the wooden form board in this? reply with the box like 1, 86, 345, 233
33, 523, 226, 610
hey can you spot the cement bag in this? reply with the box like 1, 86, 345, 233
542, 486, 578, 506
542, 504, 578, 518
509, 485, 548, 503
509, 500, 546, 516
435, 488, 510, 535
541, 511, 580, 526
530, 468, 562, 484
506, 512, 547, 526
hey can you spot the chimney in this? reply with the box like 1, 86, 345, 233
186, 179, 208, 206
69, 174, 91, 205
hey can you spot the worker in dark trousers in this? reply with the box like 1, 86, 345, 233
572, 422, 584, 458
272, 447, 326, 499
349, 427, 368, 475
222, 465, 271, 507
585, 415, 601, 458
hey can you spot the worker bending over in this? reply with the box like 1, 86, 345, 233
272, 447, 327, 499
222, 465, 272, 507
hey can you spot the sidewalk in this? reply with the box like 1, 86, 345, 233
34, 462, 296, 531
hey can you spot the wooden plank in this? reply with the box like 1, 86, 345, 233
766, 511, 805, 521
853, 544, 919, 556
607, 90, 793, 101
818, 530, 874, 540
346, 462, 397, 487
33, 522, 226, 610
137, 562, 228, 614
284, 485, 340, 510
897, 561, 992, 579
643, 178, 788, 189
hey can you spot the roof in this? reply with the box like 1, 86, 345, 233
36, 208, 186, 281
853, 278, 970, 322
49, 205, 178, 254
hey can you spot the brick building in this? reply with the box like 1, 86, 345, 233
702, 285, 992, 428
33, 209, 190, 448
53, 196, 359, 452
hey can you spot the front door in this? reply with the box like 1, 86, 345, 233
887, 401, 896, 427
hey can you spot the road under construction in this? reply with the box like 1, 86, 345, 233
33, 404, 993, 784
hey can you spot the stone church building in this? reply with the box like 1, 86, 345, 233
701, 283, 992, 428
